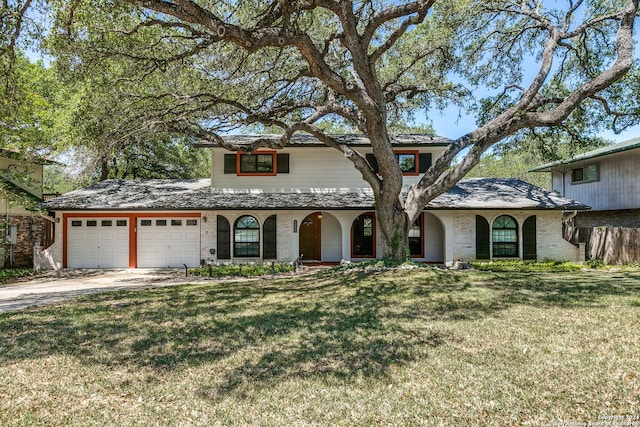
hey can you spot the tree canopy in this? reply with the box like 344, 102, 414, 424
6, 0, 640, 259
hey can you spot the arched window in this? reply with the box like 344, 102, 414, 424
234, 215, 260, 257
492, 215, 518, 257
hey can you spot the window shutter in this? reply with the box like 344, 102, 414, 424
217, 215, 231, 259
276, 153, 290, 174
523, 215, 537, 261
475, 215, 490, 260
365, 154, 379, 174
263, 215, 277, 259
419, 153, 432, 173
224, 154, 236, 174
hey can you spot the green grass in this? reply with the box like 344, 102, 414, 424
1, 267, 639, 426
0, 268, 35, 282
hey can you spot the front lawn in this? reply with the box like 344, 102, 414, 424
0, 268, 638, 426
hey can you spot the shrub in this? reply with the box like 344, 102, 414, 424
189, 262, 294, 277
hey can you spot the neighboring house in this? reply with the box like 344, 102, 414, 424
531, 137, 640, 228
40, 134, 587, 269
0, 150, 55, 267
530, 137, 640, 263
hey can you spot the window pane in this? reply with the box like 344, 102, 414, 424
87, 220, 97, 227
240, 154, 257, 172
409, 216, 422, 257
156, 220, 167, 226
71, 220, 82, 227
240, 153, 274, 173
117, 220, 127, 226
353, 214, 375, 256
492, 215, 518, 257
256, 154, 273, 172
186, 219, 197, 226
141, 220, 152, 226
234, 215, 260, 257
101, 220, 112, 227
171, 219, 182, 226
396, 153, 416, 173
584, 164, 597, 181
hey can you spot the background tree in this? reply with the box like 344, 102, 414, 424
466, 132, 610, 189
46, 0, 640, 260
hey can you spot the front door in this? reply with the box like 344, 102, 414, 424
299, 213, 321, 262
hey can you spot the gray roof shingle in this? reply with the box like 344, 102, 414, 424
194, 133, 452, 148
43, 178, 589, 211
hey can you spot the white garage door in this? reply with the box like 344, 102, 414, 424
67, 218, 130, 268
137, 218, 200, 268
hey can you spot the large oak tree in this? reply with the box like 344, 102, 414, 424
47, 0, 640, 260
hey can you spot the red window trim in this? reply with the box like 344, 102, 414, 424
395, 150, 419, 176
350, 212, 377, 259
236, 151, 277, 176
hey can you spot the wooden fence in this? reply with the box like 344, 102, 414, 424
565, 226, 640, 264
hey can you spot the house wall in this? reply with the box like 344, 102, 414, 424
551, 149, 640, 211
201, 210, 294, 264
0, 157, 44, 199
451, 210, 583, 263
574, 209, 640, 228
210, 146, 446, 192
39, 207, 582, 270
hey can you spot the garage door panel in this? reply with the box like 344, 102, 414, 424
67, 217, 129, 268
137, 217, 200, 268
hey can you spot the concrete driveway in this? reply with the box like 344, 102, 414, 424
0, 269, 204, 313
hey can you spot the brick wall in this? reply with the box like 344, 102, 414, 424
2, 215, 55, 268
452, 210, 582, 262
575, 209, 640, 228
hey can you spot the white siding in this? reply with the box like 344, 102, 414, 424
211, 146, 446, 192
557, 150, 640, 211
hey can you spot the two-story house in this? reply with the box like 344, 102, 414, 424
39, 134, 587, 269
531, 137, 640, 263
531, 137, 640, 228
0, 149, 56, 267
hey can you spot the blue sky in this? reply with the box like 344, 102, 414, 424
425, 105, 640, 144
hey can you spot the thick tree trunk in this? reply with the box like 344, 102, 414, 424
376, 197, 411, 262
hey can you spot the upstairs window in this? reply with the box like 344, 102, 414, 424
571, 164, 598, 184
366, 151, 431, 176
224, 152, 289, 175
395, 151, 419, 175
239, 152, 276, 175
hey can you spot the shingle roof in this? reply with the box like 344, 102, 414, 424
194, 133, 452, 148
530, 137, 640, 172
43, 178, 589, 211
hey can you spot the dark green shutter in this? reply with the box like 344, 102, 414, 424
217, 215, 231, 259
476, 215, 490, 260
419, 153, 432, 173
224, 154, 236, 174
365, 153, 379, 173
276, 153, 290, 173
523, 215, 537, 261
263, 215, 277, 259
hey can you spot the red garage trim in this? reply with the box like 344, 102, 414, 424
62, 212, 201, 268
